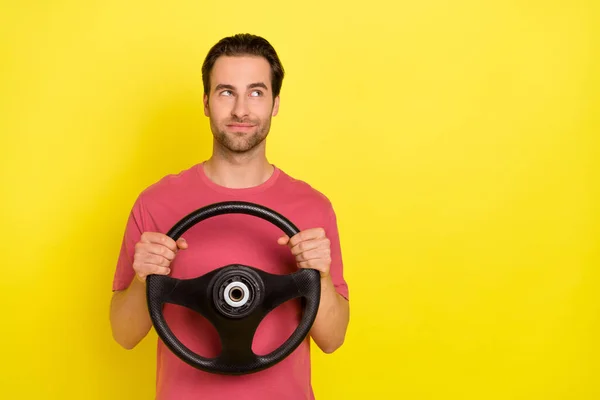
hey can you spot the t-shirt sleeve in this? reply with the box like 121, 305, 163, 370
112, 195, 150, 291
325, 205, 349, 301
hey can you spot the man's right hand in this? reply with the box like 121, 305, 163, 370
133, 232, 188, 282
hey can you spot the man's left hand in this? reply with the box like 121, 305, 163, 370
278, 228, 331, 279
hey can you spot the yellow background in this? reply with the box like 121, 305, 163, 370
1, 1, 598, 399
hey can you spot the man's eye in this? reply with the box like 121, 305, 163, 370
221, 90, 232, 96
250, 90, 262, 97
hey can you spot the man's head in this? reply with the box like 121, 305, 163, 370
201, 34, 285, 154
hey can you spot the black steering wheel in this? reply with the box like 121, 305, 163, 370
145, 201, 322, 375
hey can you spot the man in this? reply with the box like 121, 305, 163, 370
109, 33, 350, 399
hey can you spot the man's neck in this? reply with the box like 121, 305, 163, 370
203, 152, 274, 189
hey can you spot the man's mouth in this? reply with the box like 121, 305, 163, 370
226, 123, 256, 132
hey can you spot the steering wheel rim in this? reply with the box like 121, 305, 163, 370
145, 201, 322, 375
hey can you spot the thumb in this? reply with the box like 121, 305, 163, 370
176, 237, 188, 250
277, 235, 289, 245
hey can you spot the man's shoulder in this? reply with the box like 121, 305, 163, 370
276, 167, 333, 209
138, 163, 201, 202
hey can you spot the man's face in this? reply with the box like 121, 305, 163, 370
204, 55, 280, 154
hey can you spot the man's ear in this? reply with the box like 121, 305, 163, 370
203, 94, 209, 116
272, 95, 280, 116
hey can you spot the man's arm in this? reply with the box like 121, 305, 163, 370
278, 223, 350, 354
309, 275, 350, 353
110, 278, 152, 350
110, 232, 187, 349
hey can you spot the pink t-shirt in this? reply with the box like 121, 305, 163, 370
112, 163, 349, 400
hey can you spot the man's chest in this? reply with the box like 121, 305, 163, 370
156, 198, 326, 279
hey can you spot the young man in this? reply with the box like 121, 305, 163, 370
109, 33, 350, 399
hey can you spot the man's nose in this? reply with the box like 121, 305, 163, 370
232, 96, 249, 118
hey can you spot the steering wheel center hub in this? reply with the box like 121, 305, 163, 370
212, 265, 264, 319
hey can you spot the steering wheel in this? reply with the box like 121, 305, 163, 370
145, 201, 322, 375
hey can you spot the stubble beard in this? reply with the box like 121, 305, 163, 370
212, 118, 271, 154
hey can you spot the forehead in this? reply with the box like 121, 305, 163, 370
210, 56, 272, 90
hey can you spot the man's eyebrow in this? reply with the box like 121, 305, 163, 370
247, 82, 268, 90
214, 84, 235, 91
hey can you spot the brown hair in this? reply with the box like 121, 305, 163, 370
202, 33, 285, 99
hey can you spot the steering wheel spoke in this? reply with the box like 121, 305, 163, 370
255, 269, 305, 314
160, 274, 215, 317
212, 312, 263, 364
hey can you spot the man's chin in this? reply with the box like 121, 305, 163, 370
213, 128, 268, 153
219, 138, 261, 153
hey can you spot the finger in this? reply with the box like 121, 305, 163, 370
133, 255, 171, 275
137, 263, 171, 280
288, 228, 326, 247
176, 237, 188, 250
290, 238, 330, 256
140, 232, 179, 252
136, 242, 177, 262
141, 253, 172, 268
294, 248, 331, 262
277, 235, 290, 245
135, 262, 171, 276
297, 259, 328, 272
